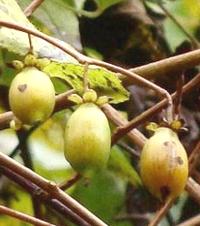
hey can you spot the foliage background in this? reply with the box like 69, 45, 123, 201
0, 0, 199, 225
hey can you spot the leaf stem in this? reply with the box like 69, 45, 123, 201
83, 62, 89, 92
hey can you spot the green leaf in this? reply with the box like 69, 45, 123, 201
0, 0, 77, 62
163, 0, 200, 50
18, 0, 82, 50
71, 170, 129, 225
108, 146, 142, 187
43, 62, 129, 104
96, 0, 124, 11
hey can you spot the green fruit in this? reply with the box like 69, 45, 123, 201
64, 103, 111, 174
140, 127, 188, 200
9, 67, 55, 124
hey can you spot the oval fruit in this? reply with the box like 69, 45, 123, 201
64, 103, 111, 174
140, 127, 188, 200
9, 67, 55, 124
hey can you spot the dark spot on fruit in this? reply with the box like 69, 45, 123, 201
176, 156, 184, 165
164, 141, 169, 146
160, 186, 171, 200
18, 84, 27, 92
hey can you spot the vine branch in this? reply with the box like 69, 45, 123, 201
148, 197, 174, 226
0, 204, 54, 226
24, 0, 45, 17
177, 214, 200, 226
0, 151, 107, 226
0, 166, 90, 226
111, 73, 200, 144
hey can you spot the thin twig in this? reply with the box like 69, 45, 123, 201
0, 151, 107, 226
148, 197, 174, 226
9, 124, 39, 158
0, 19, 199, 212
0, 20, 86, 62
59, 173, 81, 191
83, 62, 89, 92
0, 204, 54, 226
0, 111, 13, 130
117, 141, 140, 158
0, 20, 200, 84
24, 0, 45, 17
28, 33, 33, 53
177, 214, 200, 226
111, 73, 200, 144
193, 170, 200, 184
185, 178, 200, 205
158, 2, 200, 49
1, 166, 90, 226
189, 140, 200, 174
17, 129, 43, 219
173, 73, 184, 119
3, 21, 199, 122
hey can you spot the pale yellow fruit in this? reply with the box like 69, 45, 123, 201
140, 127, 188, 200
9, 67, 55, 124
64, 103, 111, 174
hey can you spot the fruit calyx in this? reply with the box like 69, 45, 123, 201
68, 89, 109, 106
12, 53, 50, 72
146, 119, 187, 134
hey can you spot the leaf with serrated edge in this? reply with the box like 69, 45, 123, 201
43, 62, 129, 104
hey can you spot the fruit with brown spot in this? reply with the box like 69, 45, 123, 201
140, 127, 188, 200
9, 67, 55, 124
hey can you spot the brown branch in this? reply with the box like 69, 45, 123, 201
101, 103, 146, 148
0, 89, 74, 130
83, 62, 89, 92
117, 141, 140, 158
193, 170, 200, 184
0, 152, 107, 226
0, 21, 174, 121
129, 50, 200, 81
0, 204, 54, 226
189, 140, 200, 173
0, 20, 85, 62
111, 73, 200, 144
177, 214, 200, 226
0, 20, 200, 84
59, 173, 81, 191
0, 111, 14, 130
102, 100, 200, 207
17, 129, 43, 219
148, 197, 174, 226
24, 0, 45, 17
173, 73, 184, 119
1, 166, 90, 226
185, 178, 200, 205
0, 19, 199, 213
